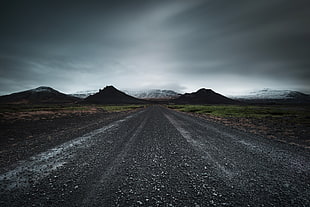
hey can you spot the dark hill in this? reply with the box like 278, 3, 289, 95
84, 86, 148, 104
285, 91, 310, 103
0, 86, 80, 104
174, 88, 238, 104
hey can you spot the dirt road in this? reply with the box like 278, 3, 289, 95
1, 106, 309, 206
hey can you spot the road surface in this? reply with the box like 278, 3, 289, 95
1, 105, 309, 206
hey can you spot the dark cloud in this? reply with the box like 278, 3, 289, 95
0, 0, 309, 95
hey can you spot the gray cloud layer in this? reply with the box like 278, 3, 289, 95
0, 0, 309, 95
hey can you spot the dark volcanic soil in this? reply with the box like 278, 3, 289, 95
0, 109, 139, 173
180, 111, 310, 149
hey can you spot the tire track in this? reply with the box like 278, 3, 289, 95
0, 111, 144, 191
164, 113, 235, 179
82, 111, 149, 206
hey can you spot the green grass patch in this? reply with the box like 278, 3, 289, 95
167, 105, 310, 120
0, 104, 146, 113
98, 105, 145, 112
0, 104, 92, 113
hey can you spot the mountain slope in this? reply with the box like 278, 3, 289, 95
233, 89, 310, 103
70, 90, 97, 99
124, 89, 180, 99
84, 86, 148, 104
0, 86, 80, 104
174, 88, 237, 104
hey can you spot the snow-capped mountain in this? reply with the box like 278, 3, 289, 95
29, 86, 55, 93
71, 89, 180, 99
0, 86, 80, 104
232, 89, 310, 103
234, 89, 308, 99
124, 89, 181, 99
70, 90, 98, 99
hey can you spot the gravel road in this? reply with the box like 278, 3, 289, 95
1, 105, 309, 206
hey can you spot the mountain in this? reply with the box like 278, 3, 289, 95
124, 89, 181, 99
0, 86, 80, 104
84, 86, 148, 104
70, 90, 97, 99
174, 88, 237, 104
233, 89, 310, 103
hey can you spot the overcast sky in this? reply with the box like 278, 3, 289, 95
0, 0, 309, 95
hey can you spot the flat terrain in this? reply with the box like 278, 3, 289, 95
168, 105, 310, 148
0, 105, 143, 172
0, 105, 309, 206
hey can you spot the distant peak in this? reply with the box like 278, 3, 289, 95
196, 88, 214, 93
104, 85, 117, 90
36, 86, 53, 90
31, 86, 55, 93
197, 88, 211, 91
100, 85, 118, 92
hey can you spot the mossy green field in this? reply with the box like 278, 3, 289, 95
167, 105, 310, 125
0, 104, 146, 113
